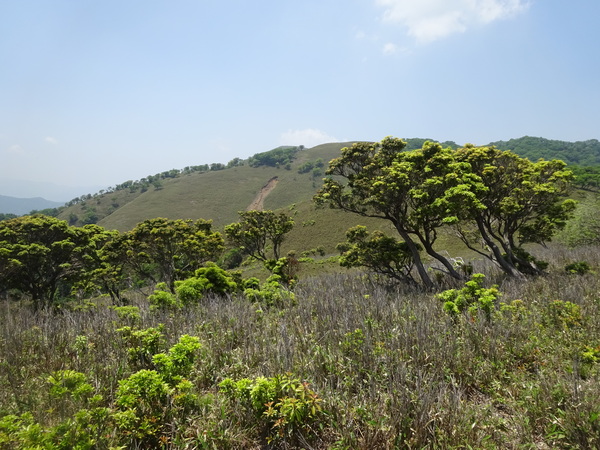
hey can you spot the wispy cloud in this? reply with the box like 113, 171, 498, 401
376, 0, 529, 43
7, 144, 24, 154
280, 128, 339, 148
44, 136, 59, 145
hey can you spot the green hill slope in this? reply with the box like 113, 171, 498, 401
55, 137, 599, 260
57, 142, 351, 231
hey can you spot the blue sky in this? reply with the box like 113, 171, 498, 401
2, 0, 599, 200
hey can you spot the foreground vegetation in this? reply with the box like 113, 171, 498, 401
1, 244, 599, 448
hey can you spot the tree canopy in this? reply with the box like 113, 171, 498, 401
316, 137, 575, 287
0, 216, 98, 308
124, 218, 224, 292
224, 210, 294, 262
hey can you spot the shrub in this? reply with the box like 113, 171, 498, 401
113, 369, 171, 446
118, 325, 166, 369
437, 273, 500, 322
174, 264, 238, 305
111, 305, 142, 324
244, 275, 296, 308
148, 283, 181, 310
152, 335, 202, 384
565, 261, 592, 275
218, 374, 324, 445
543, 300, 583, 329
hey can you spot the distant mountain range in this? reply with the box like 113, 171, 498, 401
0, 178, 103, 203
0, 195, 64, 216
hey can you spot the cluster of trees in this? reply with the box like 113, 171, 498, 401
316, 138, 576, 289
248, 146, 304, 169
570, 165, 600, 191
0, 211, 295, 309
490, 136, 600, 166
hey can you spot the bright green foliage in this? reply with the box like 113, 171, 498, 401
0, 409, 111, 450
244, 274, 296, 307
337, 225, 418, 285
263, 256, 299, 286
173, 263, 239, 304
0, 215, 99, 308
225, 210, 294, 262
80, 226, 130, 305
47, 370, 95, 402
316, 137, 575, 285
118, 325, 166, 369
437, 273, 500, 322
454, 145, 575, 276
581, 345, 600, 364
152, 335, 202, 384
219, 374, 324, 444
543, 300, 583, 329
124, 217, 224, 292
315, 138, 478, 288
113, 369, 171, 444
148, 282, 181, 310
111, 305, 142, 325
114, 334, 203, 447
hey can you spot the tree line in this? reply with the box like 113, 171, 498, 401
0, 138, 580, 306
0, 211, 294, 309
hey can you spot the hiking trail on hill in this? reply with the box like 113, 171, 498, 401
246, 176, 279, 211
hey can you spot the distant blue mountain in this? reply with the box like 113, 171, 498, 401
0, 195, 64, 216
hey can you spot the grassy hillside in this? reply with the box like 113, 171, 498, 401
55, 137, 600, 263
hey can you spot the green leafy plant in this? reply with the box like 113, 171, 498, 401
244, 274, 296, 308
174, 264, 239, 305
113, 369, 171, 446
111, 305, 142, 324
117, 324, 166, 369
543, 300, 583, 329
152, 334, 202, 384
437, 273, 500, 322
218, 374, 324, 445
148, 282, 181, 310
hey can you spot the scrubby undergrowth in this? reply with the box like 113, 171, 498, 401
1, 245, 600, 449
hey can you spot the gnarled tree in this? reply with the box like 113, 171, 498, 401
454, 145, 576, 276
315, 138, 473, 288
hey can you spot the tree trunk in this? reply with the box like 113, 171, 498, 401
397, 229, 434, 289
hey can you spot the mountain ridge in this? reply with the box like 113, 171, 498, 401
0, 195, 65, 216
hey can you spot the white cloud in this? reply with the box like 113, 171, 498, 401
44, 136, 59, 145
280, 128, 339, 148
376, 0, 529, 43
382, 42, 398, 54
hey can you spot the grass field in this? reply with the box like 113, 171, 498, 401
1, 242, 599, 448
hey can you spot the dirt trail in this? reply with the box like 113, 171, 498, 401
246, 176, 279, 211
